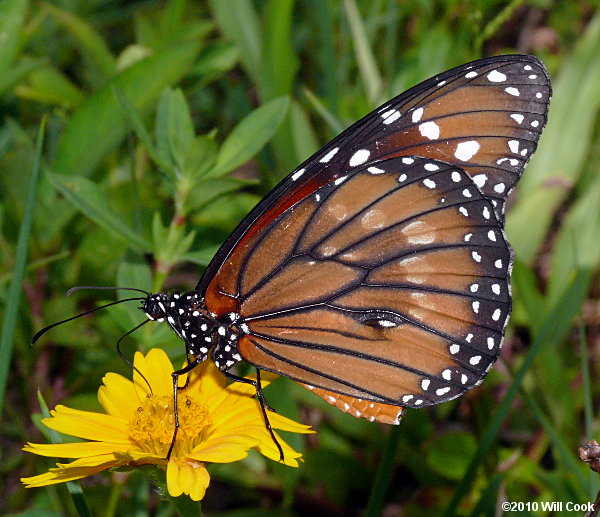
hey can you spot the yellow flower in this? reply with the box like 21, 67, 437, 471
22, 348, 312, 501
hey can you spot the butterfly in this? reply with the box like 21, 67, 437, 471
34, 54, 551, 458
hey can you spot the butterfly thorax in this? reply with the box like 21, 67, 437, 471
141, 291, 243, 371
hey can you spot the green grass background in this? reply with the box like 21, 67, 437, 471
2, 1, 600, 515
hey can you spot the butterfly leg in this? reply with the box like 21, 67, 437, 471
221, 369, 285, 462
167, 357, 202, 460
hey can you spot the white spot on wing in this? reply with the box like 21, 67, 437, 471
465, 71, 478, 78
382, 109, 401, 124
412, 107, 424, 122
320, 147, 339, 163
419, 121, 440, 140
487, 70, 507, 82
368, 166, 385, 174
494, 182, 506, 194
349, 149, 370, 167
473, 174, 487, 188
424, 163, 439, 171
455, 140, 480, 161
291, 168, 305, 181
508, 140, 520, 154
423, 178, 436, 189
505, 87, 520, 96
510, 114, 524, 124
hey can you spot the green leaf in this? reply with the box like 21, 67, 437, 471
47, 173, 150, 251
155, 88, 195, 174
181, 134, 219, 185
212, 96, 290, 176
187, 176, 257, 212
45, 3, 116, 81
0, 0, 28, 72
112, 84, 173, 175
15, 64, 85, 108
0, 58, 43, 95
190, 42, 239, 85
52, 39, 202, 177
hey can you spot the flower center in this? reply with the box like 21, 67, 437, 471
129, 394, 212, 457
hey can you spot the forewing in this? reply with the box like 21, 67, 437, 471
197, 55, 549, 297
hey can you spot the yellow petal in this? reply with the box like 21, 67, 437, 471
22, 441, 123, 458
166, 461, 183, 497
21, 455, 121, 487
133, 349, 174, 398
167, 459, 210, 501
43, 406, 130, 443
98, 372, 141, 418
190, 434, 258, 463
186, 361, 226, 402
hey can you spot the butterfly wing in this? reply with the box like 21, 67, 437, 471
224, 157, 510, 410
198, 54, 550, 299
197, 55, 550, 422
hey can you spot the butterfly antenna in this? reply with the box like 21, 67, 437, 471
66, 286, 151, 297
116, 319, 152, 394
31, 296, 147, 345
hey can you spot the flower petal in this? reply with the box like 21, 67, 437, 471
98, 372, 141, 418
23, 441, 123, 458
167, 459, 210, 501
21, 455, 120, 487
43, 406, 130, 443
133, 349, 174, 398
190, 434, 258, 463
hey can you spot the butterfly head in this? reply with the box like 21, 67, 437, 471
140, 291, 242, 368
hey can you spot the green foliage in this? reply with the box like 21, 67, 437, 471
2, 1, 600, 516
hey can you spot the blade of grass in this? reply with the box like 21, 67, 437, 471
343, 0, 383, 104
208, 0, 262, 87
506, 11, 600, 264
0, 117, 45, 418
441, 269, 591, 517
37, 391, 93, 517
519, 389, 588, 498
364, 425, 402, 517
